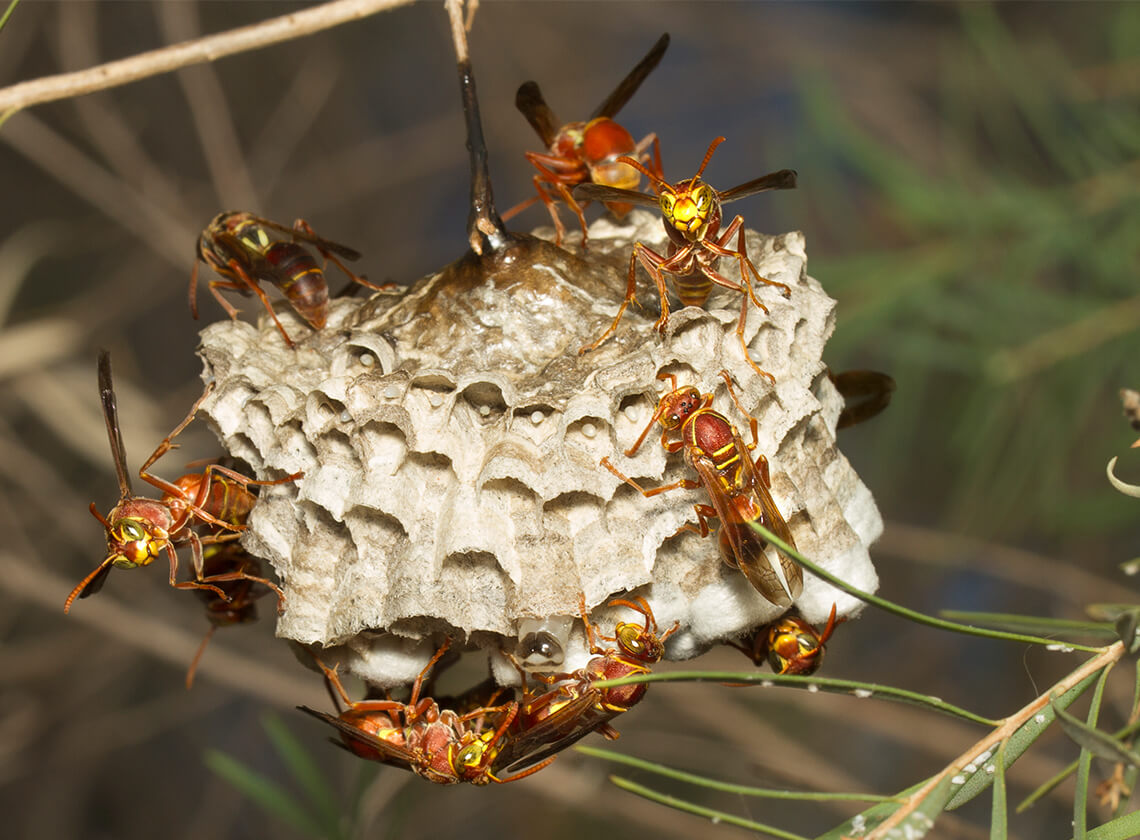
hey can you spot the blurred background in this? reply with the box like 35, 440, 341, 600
0, 2, 1136, 837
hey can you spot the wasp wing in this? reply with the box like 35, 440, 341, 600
492, 691, 610, 776
97, 351, 133, 498
572, 182, 659, 207
735, 438, 802, 603
515, 81, 562, 149
297, 706, 419, 770
252, 216, 362, 262
829, 369, 896, 430
591, 33, 670, 121
77, 562, 113, 600
689, 451, 745, 566
718, 169, 798, 204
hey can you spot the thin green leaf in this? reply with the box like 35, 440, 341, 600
747, 522, 1102, 653
940, 610, 1116, 639
608, 776, 810, 840
576, 745, 896, 803
1086, 605, 1140, 623
203, 749, 326, 839
949, 670, 1102, 809
991, 741, 1007, 840
1079, 808, 1140, 840
1053, 701, 1140, 767
590, 670, 998, 726
1018, 714, 1140, 813
1115, 765, 1139, 820
0, 0, 19, 34
1075, 666, 1113, 839
1108, 457, 1140, 497
261, 713, 343, 838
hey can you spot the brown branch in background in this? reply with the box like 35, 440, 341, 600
0, 553, 326, 708
0, 0, 414, 114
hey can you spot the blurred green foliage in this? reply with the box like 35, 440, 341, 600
791, 4, 1140, 538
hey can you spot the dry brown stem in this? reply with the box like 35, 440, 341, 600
0, 0, 414, 115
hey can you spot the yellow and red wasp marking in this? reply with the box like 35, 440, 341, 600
65, 351, 294, 614
300, 638, 552, 785
732, 605, 839, 676
574, 137, 797, 380
601, 371, 802, 607
490, 595, 678, 778
503, 34, 668, 248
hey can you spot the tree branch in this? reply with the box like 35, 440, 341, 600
0, 0, 414, 114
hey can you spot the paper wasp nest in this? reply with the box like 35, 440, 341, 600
198, 211, 881, 688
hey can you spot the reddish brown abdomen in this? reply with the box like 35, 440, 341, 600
686, 411, 741, 478
170, 473, 256, 529
265, 243, 329, 328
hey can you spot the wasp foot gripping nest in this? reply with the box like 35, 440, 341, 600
197, 210, 881, 689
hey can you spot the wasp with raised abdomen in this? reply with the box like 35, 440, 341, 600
191, 212, 393, 347
504, 34, 669, 248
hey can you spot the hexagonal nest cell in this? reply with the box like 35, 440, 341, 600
197, 210, 881, 689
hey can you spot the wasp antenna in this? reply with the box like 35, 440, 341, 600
63, 557, 113, 613
446, 0, 509, 255
693, 136, 727, 181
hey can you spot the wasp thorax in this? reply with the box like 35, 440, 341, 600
197, 211, 881, 689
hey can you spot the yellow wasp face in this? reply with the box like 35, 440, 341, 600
660, 180, 716, 240
108, 517, 165, 569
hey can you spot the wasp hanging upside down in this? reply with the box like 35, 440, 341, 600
505, 33, 669, 247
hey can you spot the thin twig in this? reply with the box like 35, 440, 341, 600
865, 641, 1126, 840
0, 0, 414, 113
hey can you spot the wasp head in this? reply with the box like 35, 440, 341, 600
608, 596, 677, 664
106, 515, 168, 570
656, 386, 703, 432
450, 729, 502, 785
660, 179, 716, 240
766, 616, 825, 676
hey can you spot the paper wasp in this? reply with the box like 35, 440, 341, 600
503, 33, 669, 247
574, 137, 796, 380
602, 371, 802, 607
191, 212, 392, 347
730, 605, 838, 676
64, 351, 294, 614
299, 638, 552, 785
491, 595, 677, 777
